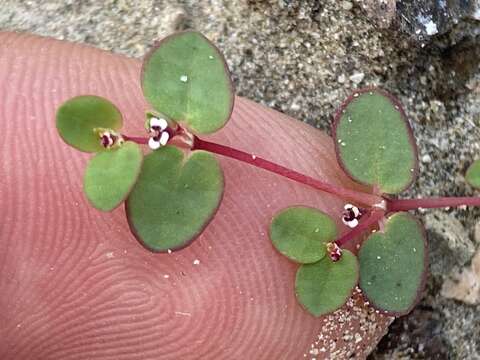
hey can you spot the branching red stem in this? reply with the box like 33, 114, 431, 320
123, 133, 480, 214
192, 136, 383, 207
335, 210, 385, 247
387, 196, 480, 212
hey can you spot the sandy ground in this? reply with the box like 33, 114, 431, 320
1, 0, 480, 358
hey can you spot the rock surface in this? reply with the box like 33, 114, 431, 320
441, 246, 480, 305
1, 0, 480, 358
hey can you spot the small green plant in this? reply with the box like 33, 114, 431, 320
466, 159, 480, 189
56, 31, 480, 318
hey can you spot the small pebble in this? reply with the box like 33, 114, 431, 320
421, 154, 432, 163
341, 1, 353, 11
349, 72, 365, 84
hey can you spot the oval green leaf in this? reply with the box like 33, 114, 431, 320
333, 89, 418, 194
359, 212, 427, 315
142, 31, 234, 134
84, 142, 143, 211
56, 95, 123, 153
466, 159, 480, 188
126, 146, 224, 252
269, 206, 337, 264
296, 250, 358, 317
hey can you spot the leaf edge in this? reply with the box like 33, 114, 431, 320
295, 249, 359, 317
140, 30, 235, 135
83, 141, 144, 212
56, 94, 124, 153
269, 205, 337, 264
124, 147, 225, 253
331, 87, 419, 195
358, 211, 429, 316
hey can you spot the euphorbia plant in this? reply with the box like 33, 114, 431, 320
56, 31, 480, 318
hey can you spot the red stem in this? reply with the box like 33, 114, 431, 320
192, 136, 383, 207
123, 135, 148, 144
387, 196, 480, 212
123, 133, 480, 213
335, 210, 385, 247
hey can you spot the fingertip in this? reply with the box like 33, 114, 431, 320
0, 33, 390, 359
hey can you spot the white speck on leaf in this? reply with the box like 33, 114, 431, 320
180, 75, 188, 82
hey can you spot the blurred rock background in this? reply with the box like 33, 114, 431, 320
1, 0, 479, 358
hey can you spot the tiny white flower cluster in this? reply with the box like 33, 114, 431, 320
342, 203, 362, 228
100, 131, 122, 149
326, 242, 342, 262
148, 117, 170, 150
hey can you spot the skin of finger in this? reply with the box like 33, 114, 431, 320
0, 32, 391, 359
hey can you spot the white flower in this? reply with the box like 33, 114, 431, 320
149, 117, 168, 131
342, 203, 362, 228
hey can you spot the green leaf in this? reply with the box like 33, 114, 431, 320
295, 250, 358, 317
359, 212, 426, 315
83, 142, 143, 211
56, 95, 123, 153
142, 31, 234, 134
466, 159, 480, 188
333, 89, 418, 194
269, 206, 337, 264
126, 146, 224, 252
